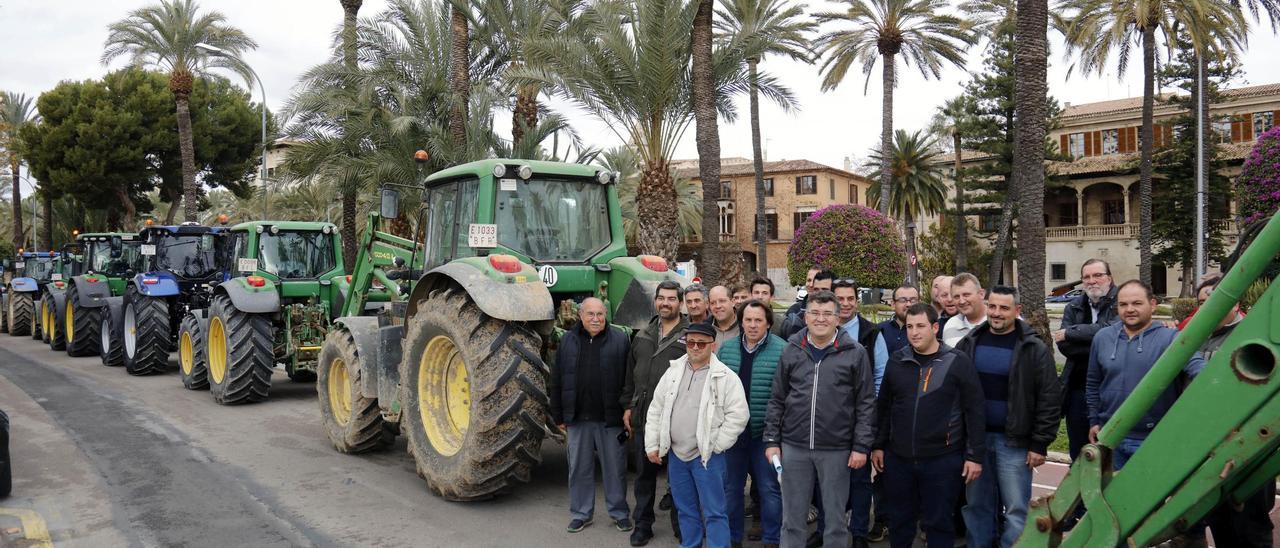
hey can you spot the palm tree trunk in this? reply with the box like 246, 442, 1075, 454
10, 162, 22, 252
340, 0, 362, 273
449, 5, 471, 149
1014, 0, 1049, 334
692, 0, 721, 284
749, 59, 768, 275
512, 83, 539, 146
905, 212, 918, 286
175, 93, 199, 223
1138, 24, 1156, 285
877, 52, 896, 215
952, 131, 967, 272
636, 160, 680, 261
115, 186, 137, 228
41, 192, 52, 250
164, 188, 182, 225
987, 179, 1016, 286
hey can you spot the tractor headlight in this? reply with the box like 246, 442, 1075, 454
596, 170, 611, 184
269, 225, 280, 235
322, 225, 332, 234
492, 164, 507, 178
517, 165, 533, 180
255, 225, 264, 234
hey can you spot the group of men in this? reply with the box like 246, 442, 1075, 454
547, 260, 1271, 548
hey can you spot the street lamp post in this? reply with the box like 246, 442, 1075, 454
195, 43, 269, 219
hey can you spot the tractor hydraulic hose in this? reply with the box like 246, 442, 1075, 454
372, 269, 404, 301
1098, 213, 1280, 448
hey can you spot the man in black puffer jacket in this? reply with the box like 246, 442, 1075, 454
873, 303, 985, 548
550, 298, 633, 535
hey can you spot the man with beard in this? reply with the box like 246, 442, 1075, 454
1052, 259, 1117, 463
623, 280, 689, 546
879, 285, 920, 356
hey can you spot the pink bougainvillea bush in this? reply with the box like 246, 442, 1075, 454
1238, 126, 1280, 224
787, 204, 906, 288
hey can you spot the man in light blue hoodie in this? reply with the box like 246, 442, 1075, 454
1085, 280, 1205, 470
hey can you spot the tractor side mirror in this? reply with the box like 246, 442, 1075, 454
110, 237, 123, 258
380, 188, 400, 219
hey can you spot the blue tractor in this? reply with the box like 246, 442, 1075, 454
100, 223, 230, 376
2, 251, 62, 338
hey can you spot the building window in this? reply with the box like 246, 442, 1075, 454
849, 184, 858, 205
1254, 112, 1274, 140
796, 175, 817, 195
1058, 203, 1078, 226
979, 213, 999, 232
753, 211, 778, 240
719, 180, 733, 199
1214, 119, 1233, 144
1068, 133, 1085, 158
1102, 200, 1125, 225
792, 207, 817, 237
829, 178, 836, 199
718, 202, 735, 235
763, 178, 774, 197
265, 167, 276, 180
1050, 263, 1067, 281
1102, 129, 1118, 155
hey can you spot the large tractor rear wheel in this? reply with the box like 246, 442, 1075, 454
178, 313, 208, 390
1, 296, 9, 334
99, 311, 125, 367
64, 284, 102, 357
207, 294, 273, 405
317, 329, 393, 453
122, 287, 170, 375
401, 287, 549, 501
7, 293, 31, 337
44, 298, 65, 350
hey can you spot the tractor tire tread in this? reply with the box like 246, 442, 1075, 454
209, 294, 273, 405
317, 328, 393, 453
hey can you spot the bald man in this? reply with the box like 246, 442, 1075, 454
708, 286, 740, 349
932, 275, 956, 339
551, 298, 635, 534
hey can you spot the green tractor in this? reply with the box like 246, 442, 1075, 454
178, 221, 351, 404
50, 233, 143, 358
316, 158, 679, 501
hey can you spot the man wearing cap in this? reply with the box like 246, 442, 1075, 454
646, 321, 749, 548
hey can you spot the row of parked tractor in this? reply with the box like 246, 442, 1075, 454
0, 158, 679, 501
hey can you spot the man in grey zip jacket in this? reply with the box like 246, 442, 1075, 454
762, 291, 876, 548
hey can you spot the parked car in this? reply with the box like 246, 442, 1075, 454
1046, 289, 1083, 303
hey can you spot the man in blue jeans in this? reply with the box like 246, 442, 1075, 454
954, 287, 1062, 547
873, 303, 985, 548
1086, 280, 1205, 470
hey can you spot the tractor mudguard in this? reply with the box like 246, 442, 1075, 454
334, 316, 383, 402
605, 257, 674, 331
216, 277, 280, 314
103, 296, 124, 334
49, 289, 68, 327
132, 273, 181, 297
407, 262, 554, 323
8, 277, 38, 293
69, 276, 112, 308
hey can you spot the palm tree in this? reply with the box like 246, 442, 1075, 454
448, 0, 472, 148
0, 92, 38, 251
516, 0, 770, 260
601, 146, 704, 245
1060, 0, 1245, 284
1013, 0, 1050, 327
102, 0, 257, 223
868, 129, 947, 286
716, 0, 814, 274
692, 0, 725, 283
814, 0, 974, 216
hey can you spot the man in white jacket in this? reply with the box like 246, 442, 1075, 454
646, 321, 750, 548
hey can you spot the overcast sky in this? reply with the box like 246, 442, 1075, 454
4, 0, 1280, 194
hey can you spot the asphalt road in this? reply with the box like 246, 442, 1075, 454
0, 334, 1274, 547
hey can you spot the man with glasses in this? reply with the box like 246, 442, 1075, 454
764, 291, 877, 548
1052, 259, 1118, 463
879, 285, 920, 355
782, 270, 835, 339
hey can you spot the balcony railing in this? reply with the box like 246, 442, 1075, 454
1045, 223, 1138, 241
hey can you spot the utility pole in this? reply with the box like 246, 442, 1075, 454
1194, 56, 1205, 287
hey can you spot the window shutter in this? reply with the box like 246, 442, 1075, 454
1060, 134, 1069, 156
1242, 116, 1253, 140
1232, 117, 1243, 142
1084, 131, 1094, 156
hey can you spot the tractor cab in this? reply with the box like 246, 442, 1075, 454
136, 223, 229, 287
77, 232, 143, 295
9, 251, 61, 294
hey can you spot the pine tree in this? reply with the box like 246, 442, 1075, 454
1152, 35, 1238, 297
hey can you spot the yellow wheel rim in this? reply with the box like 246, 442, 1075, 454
65, 303, 74, 343
179, 332, 194, 375
419, 335, 470, 456
328, 357, 352, 427
208, 317, 227, 384
43, 302, 52, 339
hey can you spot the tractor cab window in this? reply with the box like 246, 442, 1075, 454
424, 178, 480, 268
495, 178, 610, 262
88, 240, 140, 276
21, 258, 56, 282
258, 230, 337, 279
156, 233, 220, 279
